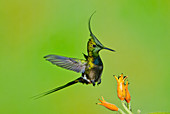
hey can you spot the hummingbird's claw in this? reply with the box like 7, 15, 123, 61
91, 80, 96, 86
97, 79, 101, 85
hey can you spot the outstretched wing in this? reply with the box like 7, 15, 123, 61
44, 55, 87, 73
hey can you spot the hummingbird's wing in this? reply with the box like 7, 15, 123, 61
44, 55, 87, 73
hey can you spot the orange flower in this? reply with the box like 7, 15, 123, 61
125, 80, 131, 103
97, 96, 119, 111
114, 73, 127, 101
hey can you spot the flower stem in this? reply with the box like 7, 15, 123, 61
127, 103, 131, 111
121, 101, 133, 114
118, 108, 126, 114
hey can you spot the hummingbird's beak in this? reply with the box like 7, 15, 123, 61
103, 47, 115, 52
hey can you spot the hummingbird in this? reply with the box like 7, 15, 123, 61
34, 12, 115, 99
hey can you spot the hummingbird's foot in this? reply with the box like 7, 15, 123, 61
97, 79, 101, 85
91, 80, 96, 86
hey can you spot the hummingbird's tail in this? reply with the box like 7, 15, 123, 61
32, 78, 81, 99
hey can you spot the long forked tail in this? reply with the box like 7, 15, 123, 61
32, 78, 81, 99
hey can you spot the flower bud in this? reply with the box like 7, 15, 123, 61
114, 73, 127, 101
125, 80, 131, 103
97, 96, 119, 111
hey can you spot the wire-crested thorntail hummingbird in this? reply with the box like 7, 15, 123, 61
34, 12, 115, 99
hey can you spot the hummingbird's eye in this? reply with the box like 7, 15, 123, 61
93, 44, 96, 47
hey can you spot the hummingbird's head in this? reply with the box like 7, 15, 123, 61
87, 12, 115, 57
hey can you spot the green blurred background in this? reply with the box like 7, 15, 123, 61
0, 0, 169, 114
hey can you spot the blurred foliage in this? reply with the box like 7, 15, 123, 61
0, 0, 169, 114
